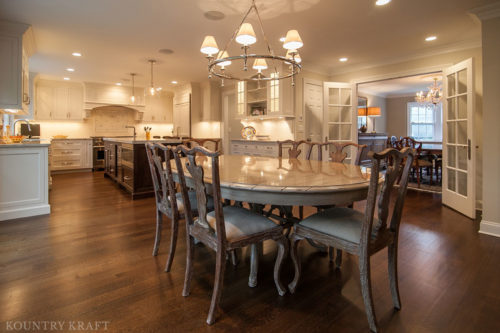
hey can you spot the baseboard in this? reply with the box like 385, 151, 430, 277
479, 220, 500, 238
0, 204, 51, 222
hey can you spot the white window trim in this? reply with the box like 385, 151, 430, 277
407, 102, 442, 142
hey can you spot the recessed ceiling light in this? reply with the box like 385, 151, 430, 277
63, 77, 70, 81
171, 81, 178, 84
375, 0, 391, 5
66, 68, 75, 72
159, 48, 174, 55
425, 36, 437, 41
279, 37, 286, 42
204, 11, 225, 21
115, 82, 122, 86
72, 52, 82, 57
339, 57, 348, 62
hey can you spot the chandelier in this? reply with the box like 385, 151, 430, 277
415, 77, 442, 105
199, 0, 303, 86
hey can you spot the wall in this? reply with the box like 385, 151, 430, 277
330, 47, 483, 207
359, 92, 387, 133
479, 15, 500, 236
385, 96, 414, 137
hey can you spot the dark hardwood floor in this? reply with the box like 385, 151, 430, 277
1, 171, 499, 332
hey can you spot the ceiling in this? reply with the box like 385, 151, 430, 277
0, 0, 494, 90
359, 73, 443, 98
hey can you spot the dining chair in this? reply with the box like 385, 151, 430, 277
288, 147, 415, 332
174, 144, 288, 325
183, 138, 222, 152
395, 137, 432, 187
145, 142, 214, 272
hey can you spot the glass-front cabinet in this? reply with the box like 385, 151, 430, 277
236, 72, 294, 119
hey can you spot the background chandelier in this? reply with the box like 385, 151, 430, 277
200, 0, 303, 86
415, 77, 442, 105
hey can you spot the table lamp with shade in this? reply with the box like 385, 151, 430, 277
358, 106, 381, 133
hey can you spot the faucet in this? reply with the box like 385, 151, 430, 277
125, 125, 136, 138
12, 119, 31, 136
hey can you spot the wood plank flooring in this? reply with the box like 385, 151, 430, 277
1, 171, 499, 332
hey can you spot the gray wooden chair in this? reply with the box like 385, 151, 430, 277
174, 144, 288, 325
183, 138, 222, 152
145, 142, 214, 272
289, 147, 415, 332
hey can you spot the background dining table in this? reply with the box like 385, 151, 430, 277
171, 154, 379, 287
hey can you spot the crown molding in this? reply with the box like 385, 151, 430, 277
386, 93, 420, 99
328, 39, 481, 77
469, 2, 500, 21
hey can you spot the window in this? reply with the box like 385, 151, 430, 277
407, 102, 442, 142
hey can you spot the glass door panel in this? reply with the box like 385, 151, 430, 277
442, 58, 475, 218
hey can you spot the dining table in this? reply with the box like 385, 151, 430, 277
421, 143, 442, 154
171, 154, 379, 287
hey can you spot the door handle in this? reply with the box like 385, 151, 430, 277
467, 139, 471, 160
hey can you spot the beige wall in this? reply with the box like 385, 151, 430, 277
479, 16, 500, 236
385, 96, 415, 138
359, 92, 387, 134
330, 47, 483, 206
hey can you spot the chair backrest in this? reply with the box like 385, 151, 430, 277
361, 147, 415, 249
395, 136, 422, 159
328, 142, 367, 165
145, 142, 179, 216
277, 140, 310, 159
183, 138, 221, 152
173, 144, 226, 244
387, 135, 398, 148
305, 142, 328, 161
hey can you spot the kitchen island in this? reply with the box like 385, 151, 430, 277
0, 141, 51, 221
103, 138, 182, 199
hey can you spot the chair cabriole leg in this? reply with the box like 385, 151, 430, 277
388, 242, 401, 310
152, 209, 162, 256
359, 254, 378, 332
182, 234, 195, 297
164, 214, 178, 272
207, 248, 226, 325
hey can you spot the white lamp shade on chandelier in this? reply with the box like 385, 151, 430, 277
216, 51, 231, 68
236, 23, 257, 46
200, 36, 219, 55
252, 58, 268, 72
283, 30, 303, 50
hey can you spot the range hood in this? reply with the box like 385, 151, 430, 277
83, 82, 146, 114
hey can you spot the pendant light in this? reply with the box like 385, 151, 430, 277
130, 73, 136, 104
148, 60, 157, 96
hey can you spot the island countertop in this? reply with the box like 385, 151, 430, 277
103, 138, 183, 144
0, 140, 51, 147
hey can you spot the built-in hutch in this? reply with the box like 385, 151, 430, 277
0, 21, 35, 114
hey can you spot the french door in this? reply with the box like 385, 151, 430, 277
442, 58, 475, 219
323, 82, 357, 163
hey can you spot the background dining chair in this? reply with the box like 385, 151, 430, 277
183, 138, 222, 152
395, 137, 432, 187
174, 144, 288, 325
145, 142, 214, 272
288, 147, 415, 332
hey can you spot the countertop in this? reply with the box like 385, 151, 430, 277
51, 138, 92, 140
103, 138, 183, 144
231, 139, 280, 143
0, 140, 51, 147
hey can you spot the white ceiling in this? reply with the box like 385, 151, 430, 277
359, 73, 443, 98
0, 0, 494, 90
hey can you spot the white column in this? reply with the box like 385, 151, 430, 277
472, 3, 500, 237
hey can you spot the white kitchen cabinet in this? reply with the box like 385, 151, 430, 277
143, 92, 173, 123
34, 79, 84, 120
235, 66, 295, 120
173, 101, 191, 137
0, 21, 35, 114
50, 139, 92, 172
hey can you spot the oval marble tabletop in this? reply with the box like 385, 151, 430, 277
171, 155, 378, 206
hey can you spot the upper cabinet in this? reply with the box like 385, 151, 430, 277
143, 91, 173, 123
34, 79, 84, 120
0, 21, 36, 114
235, 69, 294, 120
